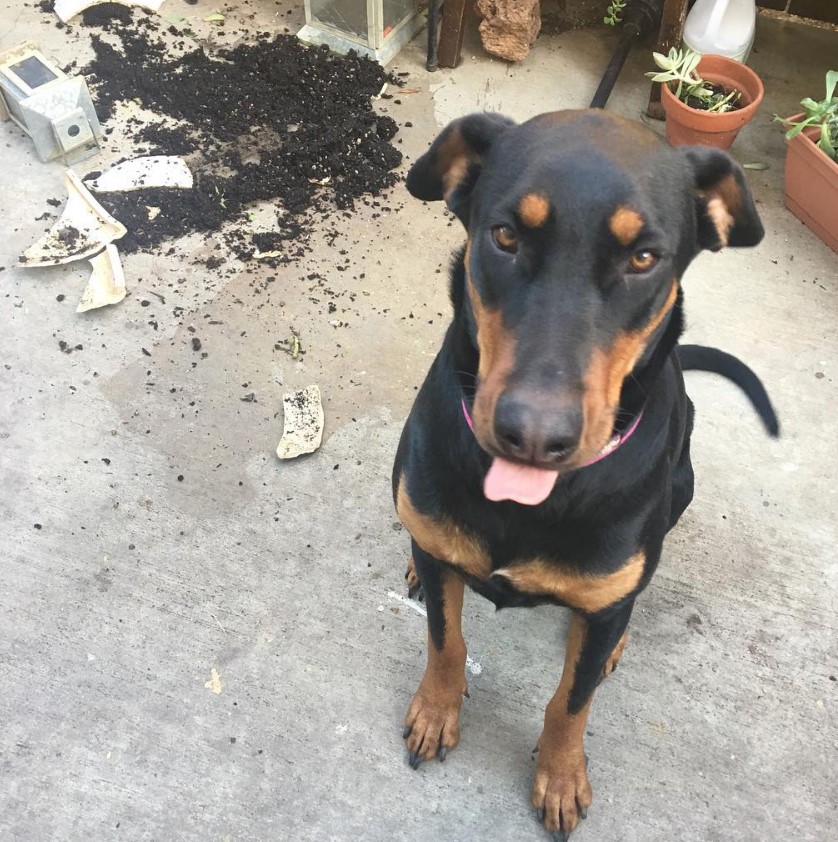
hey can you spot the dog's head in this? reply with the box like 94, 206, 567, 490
407, 110, 763, 481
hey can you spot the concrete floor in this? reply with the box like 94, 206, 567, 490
1, 3, 836, 840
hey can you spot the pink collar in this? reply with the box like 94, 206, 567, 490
460, 398, 643, 468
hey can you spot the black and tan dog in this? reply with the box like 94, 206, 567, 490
392, 110, 778, 839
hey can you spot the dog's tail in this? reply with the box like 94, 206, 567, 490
677, 344, 780, 438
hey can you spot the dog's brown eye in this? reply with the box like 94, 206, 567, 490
628, 251, 658, 273
492, 225, 518, 254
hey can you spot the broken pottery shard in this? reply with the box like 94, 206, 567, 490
54, 0, 166, 24
86, 156, 193, 192
204, 667, 222, 694
277, 385, 324, 460
475, 0, 541, 63
20, 170, 126, 267
77, 245, 126, 312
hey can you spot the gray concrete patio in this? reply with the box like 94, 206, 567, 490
1, 3, 835, 840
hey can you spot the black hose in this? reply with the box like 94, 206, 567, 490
590, 28, 637, 109
589, 0, 665, 109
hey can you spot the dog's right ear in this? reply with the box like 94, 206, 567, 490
406, 112, 515, 224
680, 146, 764, 251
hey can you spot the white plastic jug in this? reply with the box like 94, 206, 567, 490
683, 0, 756, 63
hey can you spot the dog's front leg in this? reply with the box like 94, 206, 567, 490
403, 540, 468, 768
533, 603, 634, 839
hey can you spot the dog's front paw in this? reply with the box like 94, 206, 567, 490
601, 632, 628, 680
405, 555, 424, 600
532, 746, 592, 840
403, 679, 466, 769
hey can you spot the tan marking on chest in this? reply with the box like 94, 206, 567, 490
396, 476, 492, 580
492, 551, 645, 613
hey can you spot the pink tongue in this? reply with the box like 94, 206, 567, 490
484, 458, 559, 506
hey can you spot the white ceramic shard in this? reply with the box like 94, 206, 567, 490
276, 385, 324, 460
54, 0, 166, 24
86, 155, 193, 192
76, 245, 126, 312
20, 170, 126, 267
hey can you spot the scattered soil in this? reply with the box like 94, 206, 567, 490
93, 186, 237, 254
58, 226, 83, 247
81, 4, 134, 29
78, 9, 403, 261
135, 123, 200, 156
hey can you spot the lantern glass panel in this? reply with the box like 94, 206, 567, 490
383, 0, 416, 33
309, 0, 368, 40
300, 0, 421, 64
10, 56, 57, 89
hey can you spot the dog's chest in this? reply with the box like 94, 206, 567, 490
397, 480, 645, 612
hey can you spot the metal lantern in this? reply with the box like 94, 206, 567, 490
298, 0, 423, 65
0, 42, 101, 164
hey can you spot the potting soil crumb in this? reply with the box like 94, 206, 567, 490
77, 10, 402, 261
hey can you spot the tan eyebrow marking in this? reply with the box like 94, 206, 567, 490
518, 193, 551, 228
609, 206, 645, 245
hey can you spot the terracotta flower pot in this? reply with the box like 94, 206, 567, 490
784, 120, 838, 254
661, 55, 764, 150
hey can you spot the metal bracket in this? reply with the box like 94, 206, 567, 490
52, 106, 100, 166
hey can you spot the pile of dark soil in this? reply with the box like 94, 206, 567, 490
81, 4, 133, 29
77, 7, 402, 260
135, 123, 200, 156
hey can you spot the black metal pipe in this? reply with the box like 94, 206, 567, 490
590, 27, 639, 109
589, 0, 665, 110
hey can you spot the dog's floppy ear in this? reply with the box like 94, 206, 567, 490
406, 112, 515, 224
681, 147, 764, 251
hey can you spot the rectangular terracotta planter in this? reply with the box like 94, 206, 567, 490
784, 127, 838, 254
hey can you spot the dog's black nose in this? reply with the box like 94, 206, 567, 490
494, 390, 581, 465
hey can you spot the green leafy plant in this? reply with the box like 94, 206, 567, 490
774, 70, 838, 161
647, 47, 741, 113
604, 0, 627, 26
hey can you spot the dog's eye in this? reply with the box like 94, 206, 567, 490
491, 225, 518, 254
628, 250, 658, 273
